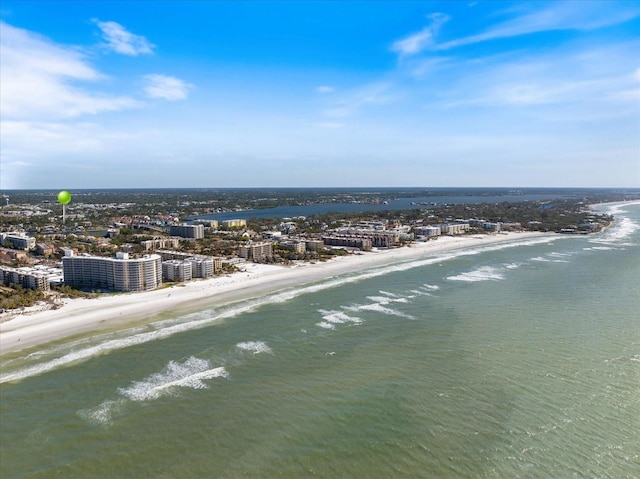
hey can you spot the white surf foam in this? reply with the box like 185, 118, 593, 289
378, 290, 401, 298
318, 309, 363, 324
548, 252, 571, 258
347, 303, 415, 319
77, 399, 126, 426
447, 266, 505, 282
421, 284, 440, 291
315, 321, 336, 330
118, 357, 227, 402
594, 216, 639, 244
236, 341, 272, 354
504, 262, 523, 270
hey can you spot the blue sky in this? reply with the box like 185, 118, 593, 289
1, 1, 639, 189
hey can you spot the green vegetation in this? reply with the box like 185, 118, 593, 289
0, 285, 45, 311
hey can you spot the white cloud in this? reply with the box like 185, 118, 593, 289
0, 21, 139, 120
93, 19, 155, 56
323, 82, 396, 118
391, 13, 449, 56
441, 42, 640, 110
316, 85, 335, 94
143, 74, 193, 100
435, 2, 640, 51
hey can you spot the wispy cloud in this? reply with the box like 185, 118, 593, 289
143, 74, 193, 100
391, 13, 449, 56
0, 21, 139, 120
437, 41, 640, 114
93, 19, 155, 56
436, 2, 640, 51
316, 85, 335, 94
323, 82, 396, 118
390, 2, 640, 57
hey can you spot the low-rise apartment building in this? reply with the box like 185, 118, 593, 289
140, 237, 182, 251
238, 241, 273, 261
1, 233, 36, 250
0, 265, 50, 291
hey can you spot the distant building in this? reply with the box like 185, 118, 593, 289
62, 253, 162, 292
239, 241, 273, 261
59, 247, 75, 257
1, 233, 36, 250
169, 224, 204, 239
36, 243, 55, 256
279, 240, 306, 254
305, 239, 325, 252
221, 219, 247, 229
140, 237, 181, 251
262, 231, 282, 240
193, 219, 219, 228
0, 247, 28, 262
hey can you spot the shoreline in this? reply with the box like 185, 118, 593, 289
1, 232, 551, 355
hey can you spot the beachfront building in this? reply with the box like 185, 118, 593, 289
482, 222, 502, 232
169, 224, 204, 239
238, 241, 273, 261
322, 236, 372, 251
0, 265, 50, 291
414, 226, 441, 238
187, 257, 215, 278
439, 223, 470, 235
156, 250, 221, 276
162, 260, 193, 282
62, 253, 162, 292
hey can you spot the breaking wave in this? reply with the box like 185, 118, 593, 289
78, 357, 228, 426
118, 357, 228, 401
447, 266, 505, 282
236, 341, 272, 354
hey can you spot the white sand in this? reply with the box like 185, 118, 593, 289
0, 232, 548, 354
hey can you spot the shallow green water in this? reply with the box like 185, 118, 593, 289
2, 203, 639, 478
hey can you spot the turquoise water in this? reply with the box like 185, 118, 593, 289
1, 203, 639, 478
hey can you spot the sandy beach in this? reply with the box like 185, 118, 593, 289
0, 232, 549, 354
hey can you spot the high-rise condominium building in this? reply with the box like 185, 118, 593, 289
62, 253, 162, 292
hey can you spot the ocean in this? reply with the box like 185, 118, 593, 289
1, 202, 639, 478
